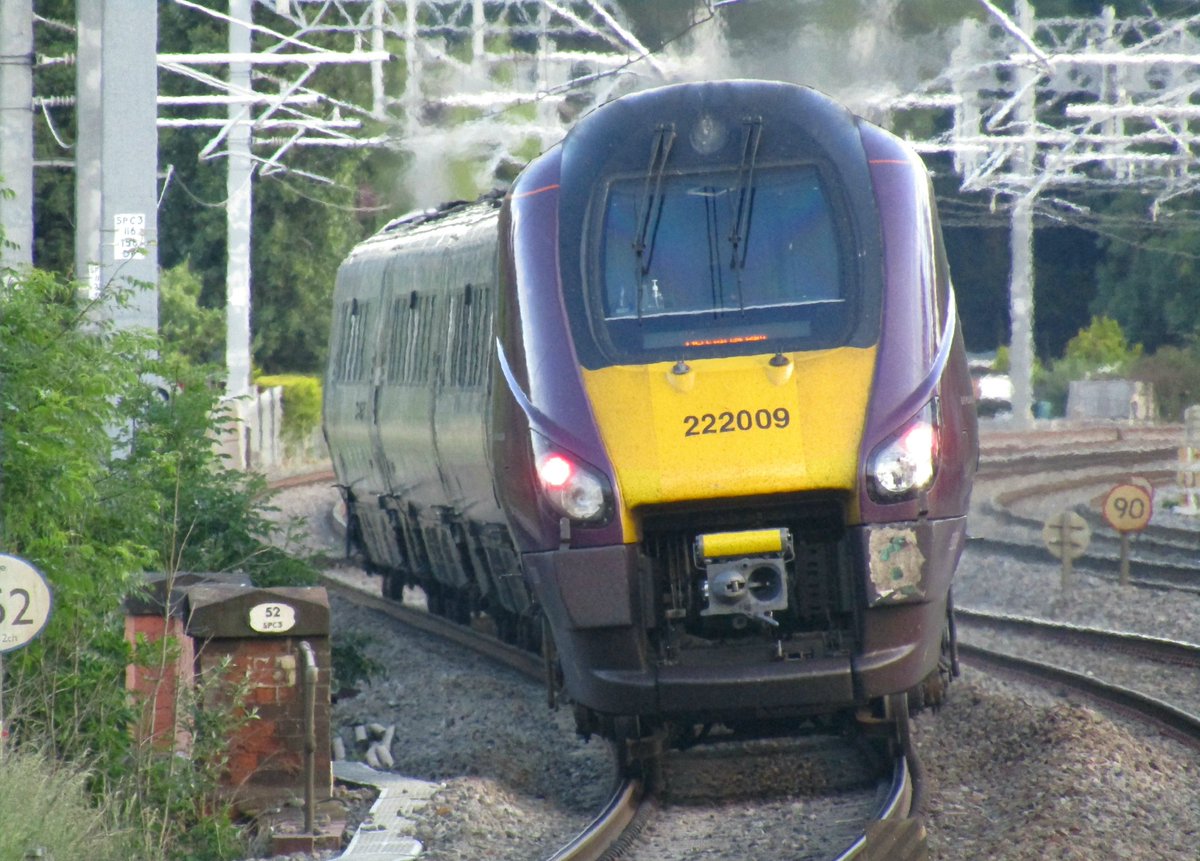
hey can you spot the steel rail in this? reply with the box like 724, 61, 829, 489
319, 574, 543, 679
542, 778, 647, 861
956, 607, 1200, 667
957, 643, 1200, 752
319, 573, 651, 861
832, 752, 924, 861
966, 533, 1200, 593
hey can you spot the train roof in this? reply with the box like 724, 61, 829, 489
341, 192, 503, 268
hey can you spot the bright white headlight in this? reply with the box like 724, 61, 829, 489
868, 406, 939, 501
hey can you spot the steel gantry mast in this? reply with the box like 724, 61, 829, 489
157, 0, 678, 443
13, 0, 700, 458
887, 1, 1200, 427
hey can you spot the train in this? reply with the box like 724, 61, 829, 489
323, 79, 979, 745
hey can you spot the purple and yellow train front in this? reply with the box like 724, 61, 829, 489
492, 80, 978, 731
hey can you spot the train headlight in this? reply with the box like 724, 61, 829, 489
532, 434, 613, 523
867, 403, 939, 502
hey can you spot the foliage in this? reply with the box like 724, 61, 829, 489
1, 270, 153, 760
0, 267, 315, 858
1033, 316, 1142, 416
1093, 194, 1200, 353
159, 259, 224, 366
1130, 345, 1200, 422
331, 631, 385, 695
248, 152, 396, 374
255, 373, 323, 454
0, 748, 130, 861
111, 362, 321, 587
992, 345, 1010, 374
1062, 315, 1142, 370
118, 651, 255, 861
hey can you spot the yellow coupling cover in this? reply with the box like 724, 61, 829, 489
694, 528, 791, 563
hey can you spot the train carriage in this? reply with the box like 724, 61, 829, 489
324, 79, 978, 740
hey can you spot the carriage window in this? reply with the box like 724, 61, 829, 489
336, 299, 369, 382
447, 284, 492, 389
385, 292, 436, 385
595, 164, 850, 359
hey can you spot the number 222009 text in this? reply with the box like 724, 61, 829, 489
683, 407, 791, 437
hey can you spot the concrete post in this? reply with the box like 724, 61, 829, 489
74, 0, 159, 332
0, 0, 34, 269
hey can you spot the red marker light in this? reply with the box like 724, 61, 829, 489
538, 454, 573, 489
901, 422, 935, 456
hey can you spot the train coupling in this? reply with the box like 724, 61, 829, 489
693, 528, 794, 626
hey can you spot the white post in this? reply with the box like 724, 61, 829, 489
226, 0, 254, 467
75, 0, 160, 329
1008, 0, 1039, 429
0, 0, 34, 269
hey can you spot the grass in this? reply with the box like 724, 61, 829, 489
0, 748, 130, 861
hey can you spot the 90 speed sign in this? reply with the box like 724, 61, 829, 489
1101, 482, 1153, 534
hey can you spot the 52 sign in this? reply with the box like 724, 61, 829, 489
0, 554, 53, 653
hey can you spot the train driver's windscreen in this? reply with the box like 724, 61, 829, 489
594, 164, 853, 361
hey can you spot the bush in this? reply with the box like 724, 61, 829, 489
159, 259, 223, 366
1033, 316, 1142, 416
0, 268, 317, 859
254, 373, 322, 455
331, 631, 385, 696
1131, 344, 1200, 422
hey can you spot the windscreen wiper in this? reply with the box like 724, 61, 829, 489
704, 187, 725, 317
633, 124, 676, 320
728, 117, 763, 312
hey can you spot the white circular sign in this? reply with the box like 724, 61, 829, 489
249, 602, 297, 634
0, 554, 53, 653
1042, 510, 1091, 561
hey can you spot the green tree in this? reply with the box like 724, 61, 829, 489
159, 259, 224, 365
1062, 315, 1142, 370
1092, 193, 1200, 352
1131, 345, 1200, 423
1, 265, 315, 858
1034, 316, 1142, 414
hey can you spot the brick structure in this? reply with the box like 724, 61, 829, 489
186, 585, 333, 809
124, 611, 195, 750
125, 578, 333, 812
123, 572, 228, 752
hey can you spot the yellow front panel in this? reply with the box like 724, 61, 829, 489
581, 347, 877, 540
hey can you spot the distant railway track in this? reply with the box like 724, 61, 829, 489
268, 468, 335, 492
966, 532, 1200, 593
971, 424, 1200, 591
955, 608, 1200, 752
956, 607, 1200, 669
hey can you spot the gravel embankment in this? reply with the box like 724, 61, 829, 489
264, 429, 1200, 860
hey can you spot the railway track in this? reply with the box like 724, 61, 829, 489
956, 608, 1200, 752
969, 424, 1200, 593
321, 570, 926, 861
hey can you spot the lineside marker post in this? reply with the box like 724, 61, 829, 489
1178, 406, 1200, 515
0, 554, 54, 762
1042, 511, 1090, 593
1101, 480, 1153, 587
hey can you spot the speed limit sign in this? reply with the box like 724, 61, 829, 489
0, 554, 53, 653
1102, 482, 1153, 533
